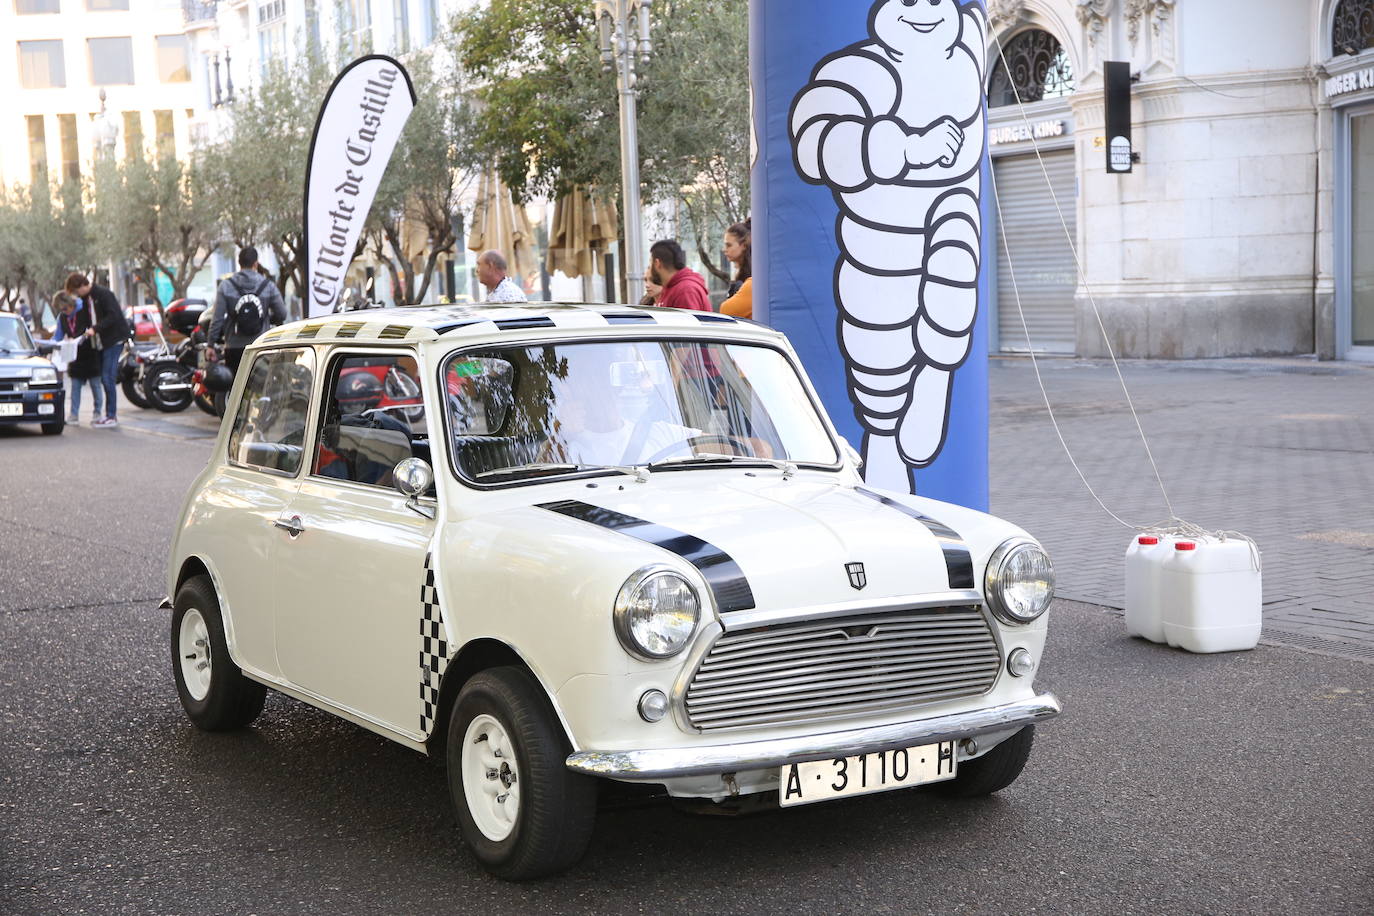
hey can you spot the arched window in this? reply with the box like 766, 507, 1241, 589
1332, 0, 1374, 56
987, 29, 1075, 108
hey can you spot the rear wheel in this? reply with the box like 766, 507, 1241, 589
193, 390, 217, 416
171, 575, 266, 731
142, 360, 194, 412
447, 667, 597, 880
936, 726, 1035, 798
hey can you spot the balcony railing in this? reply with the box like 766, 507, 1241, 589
182, 0, 217, 25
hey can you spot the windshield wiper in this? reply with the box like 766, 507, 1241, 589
474, 461, 649, 483
649, 452, 797, 479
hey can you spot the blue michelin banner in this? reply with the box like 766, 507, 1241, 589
751, 0, 990, 511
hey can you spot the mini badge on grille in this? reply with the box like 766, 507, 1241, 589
845, 562, 867, 590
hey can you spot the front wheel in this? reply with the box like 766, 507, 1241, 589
171, 575, 266, 731
447, 667, 597, 880
193, 389, 217, 416
40, 418, 65, 435
122, 374, 151, 409
142, 360, 194, 412
935, 726, 1035, 798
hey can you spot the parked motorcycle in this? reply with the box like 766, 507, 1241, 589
140, 299, 209, 413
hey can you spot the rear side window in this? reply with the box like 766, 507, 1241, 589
312, 352, 428, 489
227, 348, 315, 475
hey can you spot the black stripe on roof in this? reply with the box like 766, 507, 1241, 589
494, 317, 557, 330
537, 500, 756, 612
694, 313, 736, 323
297, 323, 324, 340
378, 324, 410, 339
335, 321, 366, 339
603, 312, 658, 325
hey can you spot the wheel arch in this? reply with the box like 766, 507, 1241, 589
426, 637, 577, 759
174, 555, 212, 596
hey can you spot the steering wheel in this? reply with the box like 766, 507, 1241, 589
643, 434, 753, 465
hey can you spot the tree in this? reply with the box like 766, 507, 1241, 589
454, 0, 750, 274
0, 180, 95, 327
90, 152, 220, 312
202, 54, 335, 315
366, 50, 475, 305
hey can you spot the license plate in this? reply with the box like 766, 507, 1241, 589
779, 740, 957, 807
0, 403, 22, 417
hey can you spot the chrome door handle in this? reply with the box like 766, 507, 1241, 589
272, 515, 305, 537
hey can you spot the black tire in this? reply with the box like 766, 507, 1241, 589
40, 418, 65, 435
193, 391, 217, 416
122, 375, 151, 409
935, 726, 1035, 798
447, 667, 597, 880
142, 360, 194, 412
171, 575, 266, 731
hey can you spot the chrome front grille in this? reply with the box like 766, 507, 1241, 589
682, 606, 1001, 732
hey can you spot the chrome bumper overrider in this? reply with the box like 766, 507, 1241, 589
565, 693, 1062, 779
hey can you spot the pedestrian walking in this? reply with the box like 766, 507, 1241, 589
65, 272, 128, 429
209, 246, 286, 373
649, 240, 712, 312
477, 250, 527, 303
50, 291, 102, 425
720, 220, 753, 320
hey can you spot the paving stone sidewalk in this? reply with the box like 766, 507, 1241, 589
987, 355, 1374, 664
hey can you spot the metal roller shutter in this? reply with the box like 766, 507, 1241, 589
993, 150, 1077, 354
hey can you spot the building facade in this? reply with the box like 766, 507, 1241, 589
1, 0, 199, 189
984, 0, 1373, 362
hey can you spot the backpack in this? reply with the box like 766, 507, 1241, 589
230, 276, 271, 337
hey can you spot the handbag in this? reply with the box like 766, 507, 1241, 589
85, 302, 103, 351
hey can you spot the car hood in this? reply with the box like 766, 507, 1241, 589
0, 353, 53, 376
527, 475, 1022, 614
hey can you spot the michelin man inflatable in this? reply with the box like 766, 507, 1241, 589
790, 0, 986, 492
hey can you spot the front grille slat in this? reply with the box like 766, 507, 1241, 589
682, 605, 1001, 731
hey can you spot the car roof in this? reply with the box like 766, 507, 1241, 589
255, 302, 773, 348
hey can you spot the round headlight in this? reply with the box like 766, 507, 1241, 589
30, 367, 57, 385
985, 539, 1055, 624
613, 567, 701, 660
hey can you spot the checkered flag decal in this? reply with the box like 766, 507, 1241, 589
419, 553, 449, 736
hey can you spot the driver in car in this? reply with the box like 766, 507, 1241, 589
543, 361, 699, 467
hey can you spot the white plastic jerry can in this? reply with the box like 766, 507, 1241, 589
1160, 537, 1262, 653
1124, 534, 1170, 643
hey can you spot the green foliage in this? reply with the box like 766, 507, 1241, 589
455, 0, 750, 268
89, 151, 220, 310
0, 180, 95, 324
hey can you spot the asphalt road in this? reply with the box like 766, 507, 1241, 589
2, 418, 1372, 915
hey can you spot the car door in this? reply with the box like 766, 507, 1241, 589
212, 345, 318, 680
272, 349, 436, 737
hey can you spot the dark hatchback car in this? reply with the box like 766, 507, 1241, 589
0, 313, 65, 435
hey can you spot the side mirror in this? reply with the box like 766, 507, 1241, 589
394, 457, 434, 499
843, 442, 864, 470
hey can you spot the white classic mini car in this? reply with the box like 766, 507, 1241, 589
165, 303, 1060, 879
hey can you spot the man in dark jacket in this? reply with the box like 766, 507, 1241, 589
649, 240, 713, 312
65, 272, 129, 429
209, 246, 287, 373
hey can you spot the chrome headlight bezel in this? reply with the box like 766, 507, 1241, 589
613, 565, 702, 660
29, 367, 58, 386
985, 538, 1055, 625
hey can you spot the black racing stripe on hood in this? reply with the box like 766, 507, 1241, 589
537, 500, 756, 612
854, 487, 975, 590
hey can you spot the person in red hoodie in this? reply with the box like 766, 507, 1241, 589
649, 240, 712, 312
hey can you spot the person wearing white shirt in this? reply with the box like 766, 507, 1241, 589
477, 250, 528, 303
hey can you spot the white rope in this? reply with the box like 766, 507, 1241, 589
985, 33, 1260, 571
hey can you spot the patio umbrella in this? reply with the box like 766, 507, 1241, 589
546, 187, 619, 280
467, 169, 538, 284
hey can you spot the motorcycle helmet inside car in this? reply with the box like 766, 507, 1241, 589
335, 368, 385, 415
204, 361, 234, 392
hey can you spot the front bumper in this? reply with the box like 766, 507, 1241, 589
0, 385, 64, 423
565, 692, 1061, 779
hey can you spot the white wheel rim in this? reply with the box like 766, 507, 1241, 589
178, 608, 212, 701
461, 713, 521, 842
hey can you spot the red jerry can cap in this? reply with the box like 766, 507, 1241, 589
1175, 541, 1197, 551
1138, 536, 1159, 545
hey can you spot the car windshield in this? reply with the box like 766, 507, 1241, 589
443, 339, 838, 482
0, 316, 34, 353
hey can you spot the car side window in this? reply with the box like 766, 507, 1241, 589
312, 352, 428, 489
226, 348, 316, 475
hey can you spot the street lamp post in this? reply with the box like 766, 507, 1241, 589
594, 0, 652, 304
